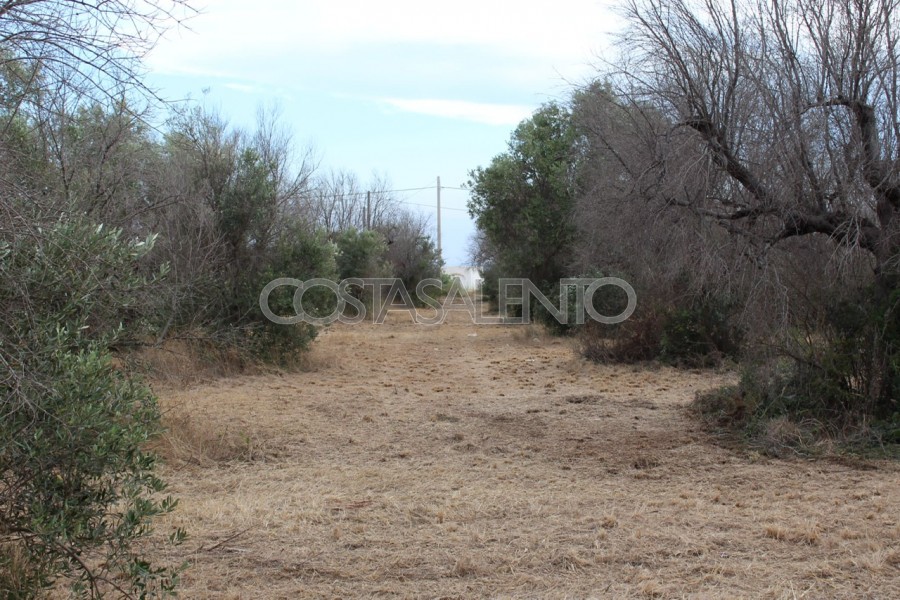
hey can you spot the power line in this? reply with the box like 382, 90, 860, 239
310, 183, 469, 199
310, 182, 470, 212
397, 200, 469, 212
310, 185, 435, 198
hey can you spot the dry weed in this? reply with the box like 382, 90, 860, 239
758, 416, 825, 457
152, 406, 269, 466
0, 543, 33, 595
764, 522, 822, 545
127, 336, 256, 388
138, 310, 899, 599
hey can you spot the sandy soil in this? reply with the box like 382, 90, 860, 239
150, 309, 900, 599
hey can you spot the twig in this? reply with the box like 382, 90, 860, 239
199, 527, 251, 553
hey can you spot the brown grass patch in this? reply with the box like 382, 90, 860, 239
137, 310, 900, 599
151, 405, 270, 466
763, 522, 822, 545
0, 543, 35, 595
126, 337, 258, 388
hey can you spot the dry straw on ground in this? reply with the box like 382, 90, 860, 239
146, 310, 899, 599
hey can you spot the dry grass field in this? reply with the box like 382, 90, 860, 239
147, 310, 900, 599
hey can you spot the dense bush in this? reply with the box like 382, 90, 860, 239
335, 228, 391, 280
467, 103, 578, 302
379, 212, 443, 296
683, 279, 900, 452
579, 305, 666, 363
0, 217, 183, 597
477, 263, 502, 307
659, 297, 743, 368
578, 291, 741, 367
246, 224, 337, 363
716, 287, 900, 438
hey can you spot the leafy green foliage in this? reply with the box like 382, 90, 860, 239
468, 103, 579, 289
216, 147, 277, 257
158, 104, 340, 363
380, 214, 443, 298
718, 287, 900, 430
396, 233, 442, 294
336, 228, 390, 280
246, 224, 337, 363
0, 217, 183, 598
788, 287, 900, 420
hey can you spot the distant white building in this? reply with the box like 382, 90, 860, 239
443, 266, 483, 292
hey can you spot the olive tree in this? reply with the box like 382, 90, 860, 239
1, 1, 195, 596
467, 102, 580, 292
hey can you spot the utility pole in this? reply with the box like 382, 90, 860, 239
366, 191, 371, 229
436, 176, 442, 258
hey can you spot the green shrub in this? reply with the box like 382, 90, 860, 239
660, 297, 742, 367
0, 217, 183, 598
379, 215, 443, 297
738, 286, 900, 428
695, 350, 900, 455
398, 234, 442, 299
477, 263, 501, 307
242, 224, 336, 363
335, 228, 390, 280
439, 272, 454, 294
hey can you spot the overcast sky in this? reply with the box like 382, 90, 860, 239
145, 0, 623, 265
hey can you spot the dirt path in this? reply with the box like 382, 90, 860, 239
153, 310, 899, 599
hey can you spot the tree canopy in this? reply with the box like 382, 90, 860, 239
467, 102, 580, 287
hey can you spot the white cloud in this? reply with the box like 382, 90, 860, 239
378, 97, 533, 125
147, 0, 624, 91
222, 82, 261, 94
166, 0, 620, 54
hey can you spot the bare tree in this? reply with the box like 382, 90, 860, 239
606, 0, 900, 286
309, 169, 399, 235
252, 103, 318, 223
366, 170, 401, 228
0, 0, 194, 109
310, 168, 362, 234
588, 0, 900, 412
378, 208, 441, 288
573, 84, 713, 277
